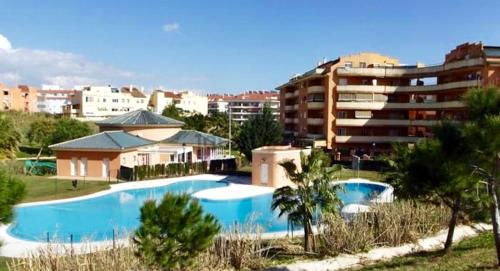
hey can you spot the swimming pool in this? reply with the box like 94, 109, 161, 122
8, 178, 390, 243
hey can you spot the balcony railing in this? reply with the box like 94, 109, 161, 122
306, 133, 325, 139
285, 92, 295, 98
336, 80, 479, 94
284, 105, 295, 111
337, 58, 484, 77
335, 135, 422, 143
307, 118, 324, 125
336, 119, 441, 127
307, 86, 325, 94
308, 101, 325, 109
336, 101, 465, 110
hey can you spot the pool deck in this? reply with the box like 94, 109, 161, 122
193, 183, 274, 200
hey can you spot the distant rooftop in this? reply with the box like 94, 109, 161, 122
49, 131, 155, 150
96, 110, 184, 127
162, 130, 229, 146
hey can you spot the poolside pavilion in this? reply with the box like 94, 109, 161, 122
50, 110, 230, 180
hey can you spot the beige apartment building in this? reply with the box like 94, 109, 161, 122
0, 84, 38, 112
149, 90, 208, 116
277, 42, 500, 157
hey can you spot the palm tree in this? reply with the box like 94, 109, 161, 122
271, 149, 341, 252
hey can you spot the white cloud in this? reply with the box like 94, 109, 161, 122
0, 34, 12, 51
0, 33, 138, 88
163, 22, 180, 32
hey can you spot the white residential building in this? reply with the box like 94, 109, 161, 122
64, 85, 149, 119
37, 86, 76, 114
208, 91, 280, 125
149, 90, 208, 116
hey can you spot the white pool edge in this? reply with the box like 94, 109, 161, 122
1, 176, 393, 257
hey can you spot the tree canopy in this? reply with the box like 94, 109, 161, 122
0, 113, 21, 159
0, 170, 25, 228
134, 193, 220, 270
49, 118, 93, 145
235, 105, 283, 161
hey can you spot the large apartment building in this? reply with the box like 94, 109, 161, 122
0, 84, 38, 113
37, 86, 76, 114
208, 91, 280, 125
149, 90, 208, 116
277, 42, 500, 157
64, 85, 149, 119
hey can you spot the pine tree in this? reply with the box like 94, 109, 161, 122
134, 193, 220, 270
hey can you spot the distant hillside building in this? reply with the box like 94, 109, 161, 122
63, 85, 149, 119
37, 86, 76, 114
149, 90, 208, 116
0, 83, 38, 113
207, 91, 280, 125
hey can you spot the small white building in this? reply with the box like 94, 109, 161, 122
149, 90, 208, 116
37, 87, 76, 115
64, 85, 149, 119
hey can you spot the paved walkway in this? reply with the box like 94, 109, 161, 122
267, 223, 492, 271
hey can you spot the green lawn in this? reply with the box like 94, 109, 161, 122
0, 257, 7, 271
18, 175, 110, 203
337, 168, 384, 182
239, 166, 384, 182
354, 232, 499, 271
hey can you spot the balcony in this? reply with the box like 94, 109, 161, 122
336, 80, 479, 94
336, 101, 465, 110
293, 118, 299, 124
284, 105, 295, 111
293, 104, 299, 110
308, 101, 325, 109
306, 133, 325, 139
336, 58, 484, 77
285, 92, 295, 98
335, 135, 422, 144
293, 90, 299, 96
307, 118, 324, 125
307, 86, 325, 94
284, 118, 294, 124
336, 119, 441, 127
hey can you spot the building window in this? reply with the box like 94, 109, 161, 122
344, 61, 352, 68
359, 62, 366, 68
337, 111, 348, 119
338, 128, 347, 136
3, 91, 8, 95
338, 78, 348, 85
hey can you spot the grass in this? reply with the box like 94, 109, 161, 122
239, 165, 384, 182
337, 168, 384, 182
0, 257, 7, 271
18, 175, 110, 203
354, 232, 499, 271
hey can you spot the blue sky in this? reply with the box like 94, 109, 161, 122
0, 0, 499, 93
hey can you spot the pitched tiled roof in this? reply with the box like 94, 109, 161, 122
95, 110, 184, 127
49, 131, 155, 150
162, 130, 229, 146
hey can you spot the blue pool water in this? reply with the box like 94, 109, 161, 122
8, 180, 387, 242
